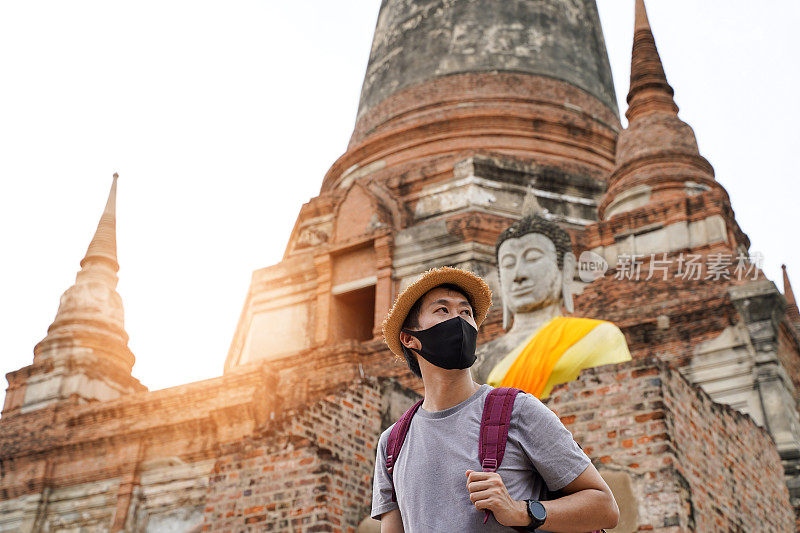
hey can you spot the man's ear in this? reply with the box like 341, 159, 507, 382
400, 331, 421, 351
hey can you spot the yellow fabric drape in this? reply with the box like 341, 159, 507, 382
486, 319, 554, 390
539, 321, 631, 398
487, 316, 631, 399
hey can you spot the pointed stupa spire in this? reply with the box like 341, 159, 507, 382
782, 264, 800, 323
634, 0, 649, 30
2, 174, 145, 416
81, 172, 119, 271
626, 0, 677, 121
34, 173, 135, 374
598, 0, 720, 219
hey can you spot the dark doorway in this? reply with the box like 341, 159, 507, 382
331, 285, 376, 342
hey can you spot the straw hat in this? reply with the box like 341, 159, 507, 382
381, 266, 493, 358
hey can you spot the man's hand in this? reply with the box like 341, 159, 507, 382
465, 470, 531, 527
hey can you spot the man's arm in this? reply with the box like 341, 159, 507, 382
371, 428, 403, 528
504, 393, 620, 531
466, 464, 619, 531
536, 462, 619, 532
379, 509, 404, 533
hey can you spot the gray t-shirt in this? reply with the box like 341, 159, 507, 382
371, 384, 591, 532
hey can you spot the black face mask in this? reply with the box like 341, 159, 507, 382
401, 316, 478, 369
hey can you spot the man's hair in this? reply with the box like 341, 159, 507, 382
495, 213, 573, 269
400, 283, 473, 379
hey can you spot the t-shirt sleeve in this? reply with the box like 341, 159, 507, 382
514, 393, 592, 492
371, 425, 400, 520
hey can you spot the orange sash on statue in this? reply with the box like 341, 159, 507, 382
498, 316, 602, 397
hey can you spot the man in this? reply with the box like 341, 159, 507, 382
371, 266, 619, 532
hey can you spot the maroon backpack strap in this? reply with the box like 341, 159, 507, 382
479, 389, 605, 533
479, 387, 521, 525
385, 398, 423, 503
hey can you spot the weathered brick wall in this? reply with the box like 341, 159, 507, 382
546, 357, 686, 531
546, 355, 794, 532
661, 358, 794, 531
203, 436, 328, 530
202, 376, 386, 532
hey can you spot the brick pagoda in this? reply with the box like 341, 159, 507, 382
2, 1, 799, 531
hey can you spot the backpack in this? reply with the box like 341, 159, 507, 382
384, 386, 604, 533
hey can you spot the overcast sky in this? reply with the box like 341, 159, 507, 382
1, 1, 798, 404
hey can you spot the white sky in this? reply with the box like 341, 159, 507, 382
1, 1, 798, 403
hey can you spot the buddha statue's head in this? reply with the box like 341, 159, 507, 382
495, 213, 576, 329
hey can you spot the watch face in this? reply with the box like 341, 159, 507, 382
528, 500, 547, 522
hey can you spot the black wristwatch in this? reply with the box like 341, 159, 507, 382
523, 499, 547, 531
